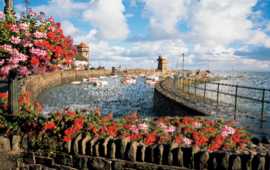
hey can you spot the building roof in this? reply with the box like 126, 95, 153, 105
77, 42, 89, 49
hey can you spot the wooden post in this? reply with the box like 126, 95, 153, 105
4, 0, 14, 15
8, 70, 19, 115
234, 85, 238, 120
261, 89, 265, 122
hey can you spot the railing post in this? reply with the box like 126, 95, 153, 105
8, 70, 19, 115
261, 89, 265, 122
216, 83, 220, 105
234, 85, 238, 120
194, 79, 197, 96
203, 81, 206, 100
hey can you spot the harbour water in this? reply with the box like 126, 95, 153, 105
38, 71, 270, 136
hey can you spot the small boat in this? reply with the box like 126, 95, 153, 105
99, 76, 107, 79
82, 78, 88, 83
71, 81, 81, 85
111, 75, 118, 78
146, 75, 159, 81
121, 77, 136, 85
93, 80, 108, 87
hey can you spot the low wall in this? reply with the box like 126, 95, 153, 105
20, 69, 166, 101
154, 78, 206, 116
15, 134, 270, 170
20, 70, 112, 100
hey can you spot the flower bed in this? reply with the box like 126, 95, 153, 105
0, 10, 77, 79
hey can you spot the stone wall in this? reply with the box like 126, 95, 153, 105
19, 69, 165, 101
15, 134, 270, 170
154, 78, 206, 116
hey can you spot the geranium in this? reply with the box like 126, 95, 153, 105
144, 131, 157, 145
138, 123, 148, 131
74, 117, 84, 130
107, 123, 118, 137
192, 131, 208, 146
43, 121, 56, 130
183, 137, 192, 146
0, 10, 77, 79
221, 125, 236, 137
63, 136, 72, 142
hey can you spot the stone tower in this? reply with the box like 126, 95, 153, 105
157, 56, 168, 73
74, 42, 90, 70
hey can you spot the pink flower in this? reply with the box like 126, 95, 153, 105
138, 123, 148, 131
19, 23, 29, 31
11, 36, 21, 44
27, 9, 37, 17
0, 44, 13, 53
129, 125, 139, 134
159, 123, 167, 129
34, 31, 47, 39
221, 125, 235, 137
0, 12, 4, 20
22, 40, 33, 48
0, 59, 4, 65
19, 66, 29, 76
193, 122, 202, 129
0, 65, 11, 78
10, 24, 19, 33
30, 48, 47, 57
164, 125, 176, 133
48, 16, 54, 23
183, 137, 192, 145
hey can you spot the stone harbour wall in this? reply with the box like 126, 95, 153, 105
154, 78, 206, 116
15, 134, 270, 170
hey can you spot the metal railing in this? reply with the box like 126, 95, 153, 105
176, 78, 270, 121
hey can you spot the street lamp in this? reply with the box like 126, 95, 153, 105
4, 0, 14, 15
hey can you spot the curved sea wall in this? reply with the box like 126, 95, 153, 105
153, 78, 207, 116
20, 69, 161, 101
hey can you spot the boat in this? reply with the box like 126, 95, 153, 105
71, 81, 81, 85
121, 77, 136, 85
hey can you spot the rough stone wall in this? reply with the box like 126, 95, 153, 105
20, 70, 112, 100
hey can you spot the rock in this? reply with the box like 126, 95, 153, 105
81, 135, 91, 155
109, 142, 116, 159
232, 156, 241, 170
100, 137, 111, 157
12, 135, 21, 152
0, 136, 11, 152
154, 144, 164, 164
128, 141, 138, 162
115, 138, 129, 159
73, 133, 82, 154
21, 135, 28, 151
89, 137, 99, 156
136, 144, 146, 162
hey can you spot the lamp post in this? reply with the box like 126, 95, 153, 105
4, 0, 14, 15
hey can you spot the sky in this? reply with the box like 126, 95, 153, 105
1, 0, 270, 71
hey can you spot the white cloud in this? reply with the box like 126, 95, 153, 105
249, 31, 270, 48
87, 39, 188, 68
83, 0, 129, 40
143, 0, 187, 38
32, 0, 88, 19
61, 20, 79, 36
267, 22, 270, 32
189, 0, 256, 46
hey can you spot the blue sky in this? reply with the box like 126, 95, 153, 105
1, 0, 270, 70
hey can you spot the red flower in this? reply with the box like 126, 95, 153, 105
107, 123, 118, 137
144, 132, 157, 145
43, 121, 56, 130
0, 92, 8, 99
64, 127, 76, 136
127, 134, 142, 141
182, 117, 194, 126
74, 117, 84, 130
208, 135, 224, 152
192, 131, 208, 146
66, 111, 76, 117
175, 135, 182, 144
63, 136, 72, 142
31, 56, 40, 65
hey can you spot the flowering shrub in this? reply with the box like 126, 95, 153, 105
0, 10, 77, 79
0, 92, 8, 113
38, 110, 253, 153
